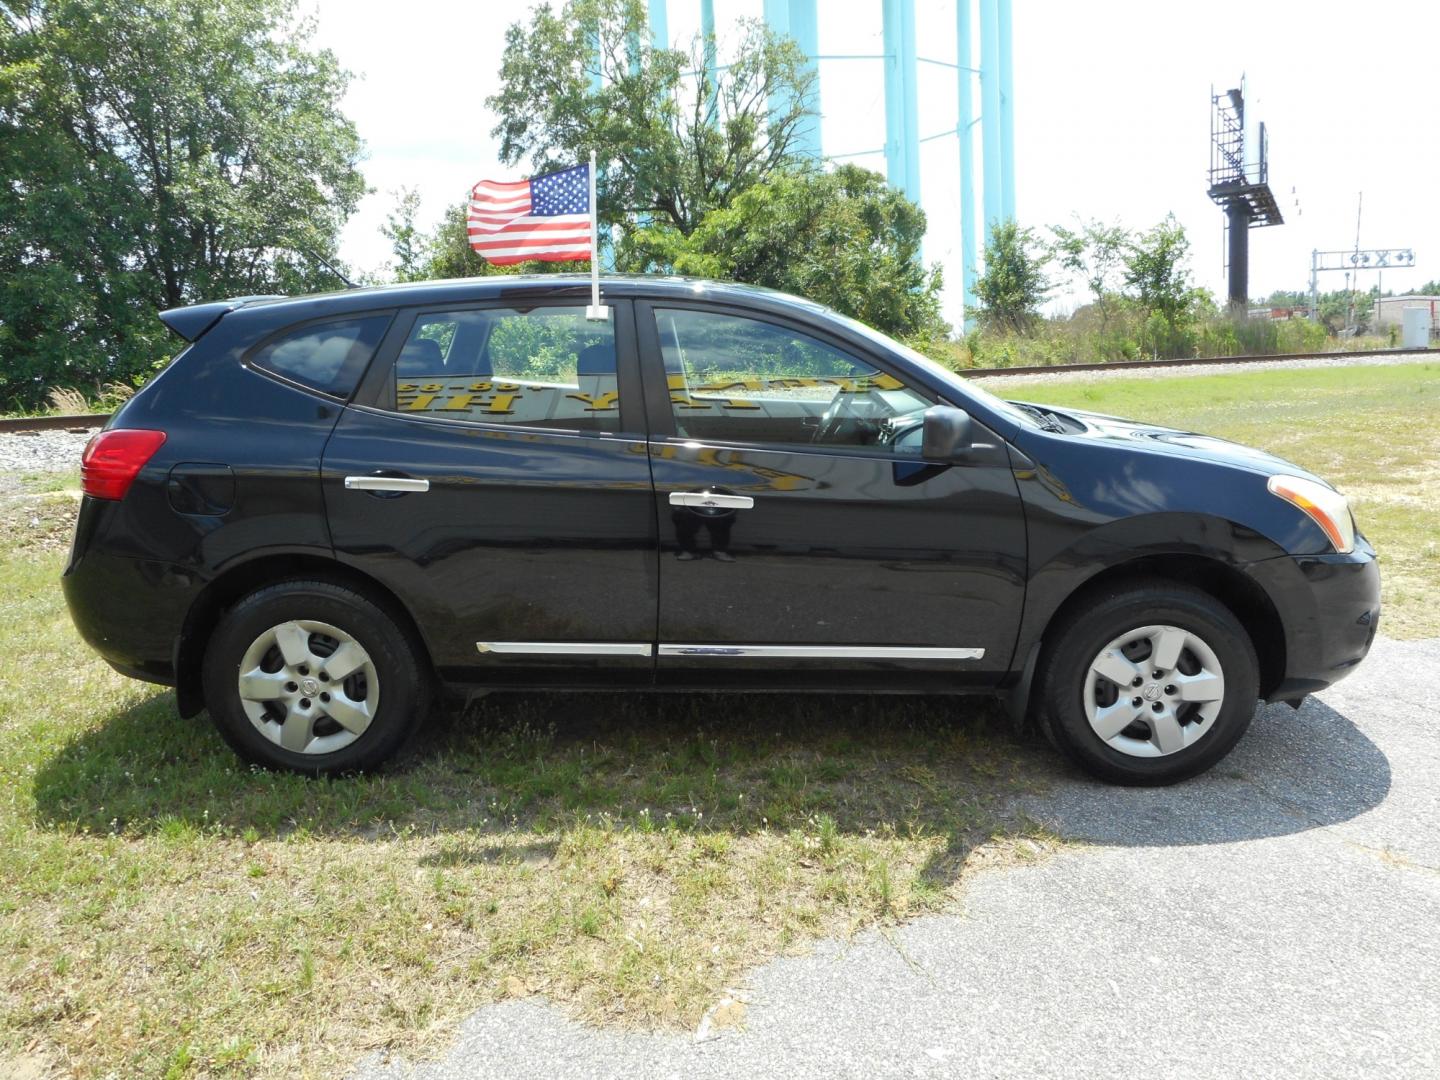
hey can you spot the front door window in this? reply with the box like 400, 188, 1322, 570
652, 307, 932, 451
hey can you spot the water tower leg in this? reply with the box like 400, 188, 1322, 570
882, 0, 920, 200
979, 0, 1003, 234
789, 0, 821, 158
958, 0, 978, 328
998, 0, 1015, 224
647, 0, 668, 49
765, 0, 821, 159
700, 0, 717, 121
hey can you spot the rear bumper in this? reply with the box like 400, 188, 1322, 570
62, 548, 194, 686
1245, 539, 1381, 700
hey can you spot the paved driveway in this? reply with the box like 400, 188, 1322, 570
354, 636, 1439, 1079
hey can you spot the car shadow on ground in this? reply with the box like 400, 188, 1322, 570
1011, 697, 1393, 847
29, 688, 1389, 859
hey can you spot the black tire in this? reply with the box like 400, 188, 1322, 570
1034, 580, 1259, 786
202, 579, 430, 774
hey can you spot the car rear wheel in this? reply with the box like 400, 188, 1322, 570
202, 580, 429, 774
1035, 581, 1259, 785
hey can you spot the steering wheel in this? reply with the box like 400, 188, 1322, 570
813, 390, 858, 445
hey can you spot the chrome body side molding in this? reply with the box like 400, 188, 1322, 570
656, 644, 985, 660
475, 643, 986, 660
476, 642, 654, 657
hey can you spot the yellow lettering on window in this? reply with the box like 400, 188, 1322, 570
436, 394, 480, 412
397, 393, 439, 412
485, 393, 518, 414
566, 391, 620, 411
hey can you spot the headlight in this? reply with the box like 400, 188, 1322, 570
1267, 475, 1356, 554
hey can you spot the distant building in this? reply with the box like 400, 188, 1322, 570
1249, 307, 1307, 321
1373, 295, 1440, 333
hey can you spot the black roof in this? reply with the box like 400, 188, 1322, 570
168, 275, 835, 335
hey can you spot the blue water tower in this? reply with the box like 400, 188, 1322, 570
647, 0, 1017, 327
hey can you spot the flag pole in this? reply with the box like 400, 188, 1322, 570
586, 148, 607, 321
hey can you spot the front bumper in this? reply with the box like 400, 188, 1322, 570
1244, 538, 1381, 700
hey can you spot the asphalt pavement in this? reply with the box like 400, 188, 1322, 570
352, 635, 1439, 1079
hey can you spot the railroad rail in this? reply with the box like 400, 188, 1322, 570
0, 347, 1432, 433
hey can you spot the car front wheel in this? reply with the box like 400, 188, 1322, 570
202, 579, 429, 774
1035, 581, 1259, 785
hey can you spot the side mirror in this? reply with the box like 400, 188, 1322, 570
920, 405, 973, 462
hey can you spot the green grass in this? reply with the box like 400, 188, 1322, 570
1022, 361, 1440, 637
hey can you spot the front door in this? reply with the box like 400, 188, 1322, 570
321, 298, 657, 686
637, 302, 1027, 690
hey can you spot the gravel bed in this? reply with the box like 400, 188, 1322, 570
974, 350, 1433, 390
0, 429, 93, 474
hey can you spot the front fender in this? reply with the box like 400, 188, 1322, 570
1006, 432, 1321, 681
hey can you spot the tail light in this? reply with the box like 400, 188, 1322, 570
81, 429, 167, 501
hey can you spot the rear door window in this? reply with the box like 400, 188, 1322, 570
249, 315, 392, 398
388, 305, 621, 434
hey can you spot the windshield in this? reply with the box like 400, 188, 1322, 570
824, 311, 1037, 430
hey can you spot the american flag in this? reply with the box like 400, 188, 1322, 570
467, 163, 593, 265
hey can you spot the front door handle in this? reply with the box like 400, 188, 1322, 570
668, 491, 754, 510
344, 475, 430, 493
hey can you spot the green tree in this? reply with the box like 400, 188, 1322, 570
634, 165, 946, 342
0, 0, 364, 409
1050, 219, 1128, 332
487, 0, 816, 264
380, 188, 426, 283
1124, 214, 1195, 355
973, 221, 1051, 333
1261, 289, 1311, 309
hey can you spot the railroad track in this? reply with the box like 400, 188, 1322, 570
962, 345, 1431, 379
0, 413, 108, 434
1, 346, 1431, 433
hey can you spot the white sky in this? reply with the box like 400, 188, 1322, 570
311, 0, 1440, 329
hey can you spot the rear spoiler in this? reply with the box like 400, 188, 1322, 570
157, 295, 285, 342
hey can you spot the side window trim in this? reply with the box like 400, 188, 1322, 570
243, 310, 397, 402
634, 299, 938, 455
354, 297, 646, 437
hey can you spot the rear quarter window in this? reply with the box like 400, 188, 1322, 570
248, 315, 392, 398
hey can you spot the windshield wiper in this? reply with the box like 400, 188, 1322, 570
1013, 402, 1067, 433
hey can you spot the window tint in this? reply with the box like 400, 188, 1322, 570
391, 306, 619, 433
653, 308, 932, 450
250, 315, 391, 397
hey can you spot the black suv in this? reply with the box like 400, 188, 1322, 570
63, 276, 1379, 784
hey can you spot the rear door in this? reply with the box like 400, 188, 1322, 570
637, 301, 1027, 690
321, 298, 658, 686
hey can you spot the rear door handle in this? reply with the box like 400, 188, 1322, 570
344, 475, 430, 493
668, 491, 754, 510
